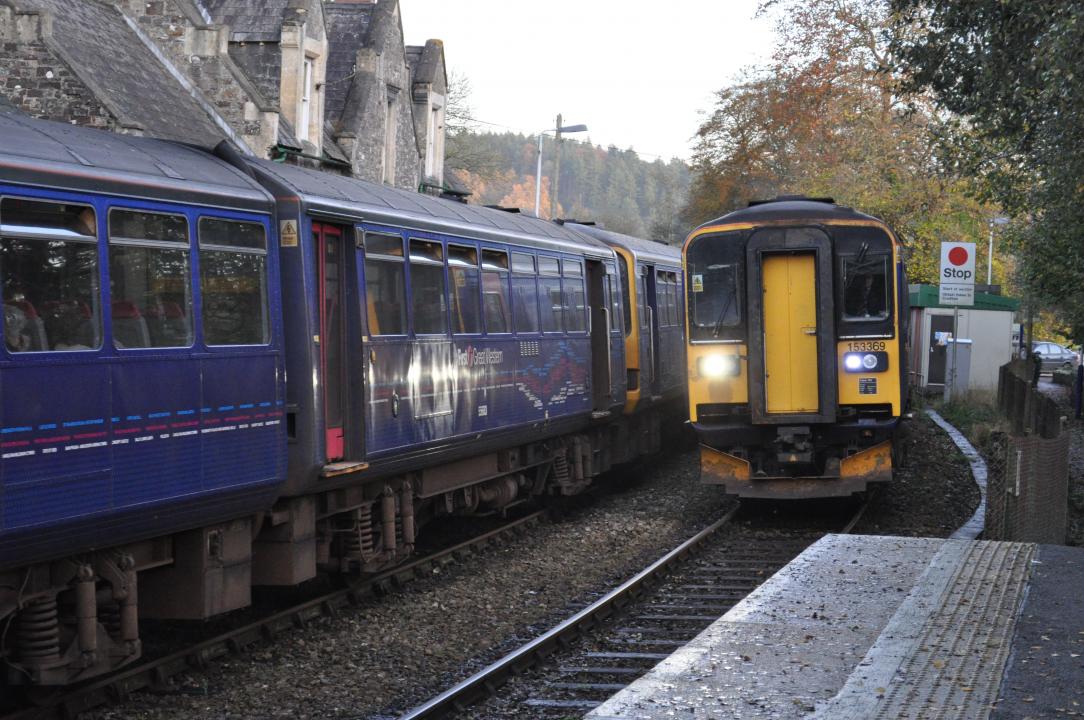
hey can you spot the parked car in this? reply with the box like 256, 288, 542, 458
1032, 341, 1080, 372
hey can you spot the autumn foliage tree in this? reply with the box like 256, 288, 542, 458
686, 0, 995, 284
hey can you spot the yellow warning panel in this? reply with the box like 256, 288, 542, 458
763, 253, 819, 413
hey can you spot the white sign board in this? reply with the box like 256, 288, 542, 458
939, 242, 976, 306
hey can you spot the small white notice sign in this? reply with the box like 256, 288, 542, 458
939, 242, 976, 306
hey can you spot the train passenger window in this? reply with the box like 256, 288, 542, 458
108, 209, 192, 349
685, 230, 744, 341
448, 244, 481, 334
511, 252, 535, 274
364, 232, 407, 335
537, 257, 562, 333
562, 260, 586, 332
512, 256, 539, 334
482, 249, 510, 334
198, 218, 268, 346
409, 239, 447, 335
617, 255, 632, 337
606, 263, 622, 333
842, 255, 889, 321
0, 198, 101, 352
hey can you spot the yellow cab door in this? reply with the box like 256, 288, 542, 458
762, 253, 819, 413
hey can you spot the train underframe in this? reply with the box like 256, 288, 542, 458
0, 403, 677, 688
694, 412, 903, 499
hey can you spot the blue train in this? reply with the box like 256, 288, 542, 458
0, 111, 685, 686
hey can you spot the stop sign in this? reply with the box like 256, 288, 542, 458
939, 242, 976, 305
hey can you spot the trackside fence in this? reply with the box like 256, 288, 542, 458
985, 360, 1069, 543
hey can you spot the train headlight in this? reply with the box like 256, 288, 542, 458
699, 354, 740, 379
843, 351, 889, 373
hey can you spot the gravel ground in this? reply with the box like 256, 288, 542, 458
1036, 380, 1084, 545
79, 414, 978, 720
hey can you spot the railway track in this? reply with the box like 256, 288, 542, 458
399, 496, 872, 719
2, 510, 547, 720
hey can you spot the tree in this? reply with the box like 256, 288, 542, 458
890, 1, 1084, 341
684, 0, 995, 283
442, 71, 501, 179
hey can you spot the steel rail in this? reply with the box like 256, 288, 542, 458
5, 510, 547, 720
399, 492, 875, 719
397, 504, 742, 720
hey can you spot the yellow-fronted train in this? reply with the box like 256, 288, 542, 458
683, 195, 909, 499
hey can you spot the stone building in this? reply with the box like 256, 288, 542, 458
0, 0, 446, 190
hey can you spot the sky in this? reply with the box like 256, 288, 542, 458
399, 1, 776, 162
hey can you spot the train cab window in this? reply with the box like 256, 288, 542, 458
482, 249, 510, 334
617, 255, 632, 337
448, 244, 481, 334
108, 209, 192, 349
364, 233, 406, 335
511, 253, 539, 333
538, 256, 562, 333
686, 230, 744, 342
409, 239, 447, 335
1, 197, 101, 352
562, 260, 586, 332
842, 255, 889, 321
198, 218, 268, 346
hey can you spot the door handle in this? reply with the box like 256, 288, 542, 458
802, 326, 817, 335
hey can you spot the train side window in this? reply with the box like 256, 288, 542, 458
482, 249, 510, 334
448, 244, 481, 334
1, 197, 101, 352
617, 255, 632, 337
606, 262, 622, 333
841, 255, 889, 321
511, 254, 539, 334
562, 260, 586, 332
538, 256, 562, 333
198, 218, 268, 346
638, 266, 650, 329
409, 239, 447, 335
363, 232, 407, 336
108, 209, 192, 349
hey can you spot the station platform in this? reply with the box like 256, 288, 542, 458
588, 534, 1084, 719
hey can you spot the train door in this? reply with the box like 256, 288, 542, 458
638, 264, 659, 399
762, 252, 819, 413
314, 223, 346, 461
587, 259, 612, 413
927, 314, 954, 385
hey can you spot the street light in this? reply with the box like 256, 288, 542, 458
988, 215, 1010, 285
534, 113, 588, 218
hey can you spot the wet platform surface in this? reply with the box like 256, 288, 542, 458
588, 534, 1084, 719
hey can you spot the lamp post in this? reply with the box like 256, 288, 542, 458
534, 114, 587, 218
988, 215, 1010, 285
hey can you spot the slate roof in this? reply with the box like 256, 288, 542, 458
16, 0, 227, 148
323, 1, 375, 128
202, 0, 293, 41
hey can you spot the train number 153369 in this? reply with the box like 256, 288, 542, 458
846, 341, 887, 352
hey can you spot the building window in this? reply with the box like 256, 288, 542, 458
383, 92, 398, 184
298, 58, 313, 143
425, 103, 444, 179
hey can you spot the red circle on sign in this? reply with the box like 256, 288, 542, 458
948, 247, 968, 266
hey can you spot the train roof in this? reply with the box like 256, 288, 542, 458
561, 222, 681, 268
699, 196, 888, 229
0, 110, 272, 212
247, 159, 616, 259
